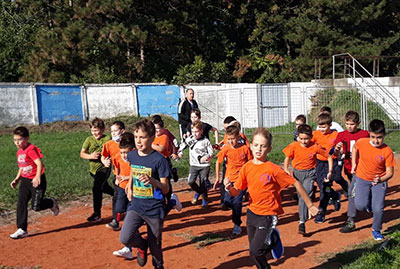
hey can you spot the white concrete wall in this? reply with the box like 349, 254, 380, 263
0, 84, 37, 127
85, 84, 137, 120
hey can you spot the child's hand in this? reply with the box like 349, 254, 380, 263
200, 156, 208, 163
284, 169, 291, 175
171, 153, 178, 160
115, 175, 122, 185
213, 178, 220, 191
91, 152, 101, 160
32, 176, 41, 188
126, 186, 132, 201
372, 175, 381, 186
178, 153, 183, 159
351, 166, 356, 174
335, 142, 343, 151
308, 205, 319, 218
324, 172, 332, 182
10, 178, 20, 189
102, 157, 111, 167
138, 174, 151, 185
223, 177, 231, 188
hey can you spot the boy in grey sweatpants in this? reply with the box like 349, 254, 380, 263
178, 121, 214, 208
352, 119, 395, 241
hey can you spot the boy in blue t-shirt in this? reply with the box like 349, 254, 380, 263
119, 119, 170, 269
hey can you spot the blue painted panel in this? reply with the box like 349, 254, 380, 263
36, 85, 83, 124
136, 85, 180, 120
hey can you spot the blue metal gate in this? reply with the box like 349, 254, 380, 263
136, 85, 180, 119
36, 85, 84, 124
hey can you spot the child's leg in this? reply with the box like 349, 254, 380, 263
111, 176, 118, 221
371, 181, 387, 232
199, 166, 210, 202
144, 216, 164, 269
120, 210, 147, 249
231, 190, 246, 226
293, 169, 315, 223
246, 210, 275, 269
92, 168, 113, 215
219, 160, 227, 204
316, 160, 329, 212
354, 176, 372, 212
346, 174, 357, 221
332, 159, 349, 195
16, 177, 32, 231
31, 174, 53, 212
114, 187, 129, 217
187, 166, 202, 194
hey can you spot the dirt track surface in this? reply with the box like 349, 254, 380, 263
1, 162, 399, 269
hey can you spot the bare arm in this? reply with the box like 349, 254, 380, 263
351, 145, 359, 174
32, 158, 43, 188
211, 127, 219, 145
326, 155, 333, 180
80, 148, 101, 160
374, 166, 394, 184
10, 168, 23, 188
213, 160, 222, 190
224, 178, 241, 197
283, 156, 291, 175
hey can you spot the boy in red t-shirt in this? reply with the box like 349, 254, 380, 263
9, 126, 59, 239
311, 112, 344, 223
283, 124, 332, 235
333, 111, 369, 233
214, 125, 253, 235
352, 120, 395, 240
101, 120, 126, 230
224, 128, 318, 268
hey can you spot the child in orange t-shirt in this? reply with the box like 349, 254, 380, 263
283, 124, 332, 235
214, 125, 253, 235
112, 132, 136, 260
152, 117, 182, 214
101, 120, 126, 230
311, 113, 343, 223
224, 128, 318, 268
352, 120, 395, 240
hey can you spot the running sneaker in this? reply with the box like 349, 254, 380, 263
171, 193, 182, 212
106, 219, 120, 231
334, 193, 341, 211
113, 246, 133, 260
298, 223, 306, 235
372, 230, 384, 241
314, 211, 325, 224
191, 193, 200, 205
232, 224, 242, 235
201, 200, 208, 209
87, 212, 101, 222
10, 228, 28, 239
339, 221, 355, 233
50, 198, 59, 216
271, 228, 284, 259
137, 241, 148, 267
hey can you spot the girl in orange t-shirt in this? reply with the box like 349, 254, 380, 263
224, 128, 318, 268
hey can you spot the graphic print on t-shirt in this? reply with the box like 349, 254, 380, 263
131, 165, 153, 199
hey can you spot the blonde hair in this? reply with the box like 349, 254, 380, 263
253, 127, 272, 148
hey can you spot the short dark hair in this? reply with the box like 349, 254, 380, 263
13, 126, 29, 138
134, 119, 155, 137
297, 124, 313, 136
191, 108, 201, 118
152, 115, 162, 121
223, 116, 236, 124
320, 106, 332, 114
90, 117, 105, 130
345, 111, 360, 123
152, 117, 164, 128
112, 120, 125, 130
226, 125, 240, 136
317, 112, 332, 125
119, 132, 135, 149
295, 114, 306, 124
368, 119, 385, 134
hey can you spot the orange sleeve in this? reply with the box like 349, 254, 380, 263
282, 143, 295, 158
385, 148, 396, 168
316, 145, 329, 159
101, 142, 110, 157
275, 165, 296, 189
234, 164, 248, 191
217, 146, 228, 163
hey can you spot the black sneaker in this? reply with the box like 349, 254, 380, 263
106, 219, 120, 231
334, 193, 341, 211
339, 221, 355, 233
137, 240, 148, 267
298, 223, 306, 235
171, 167, 179, 182
87, 212, 101, 222
314, 212, 325, 224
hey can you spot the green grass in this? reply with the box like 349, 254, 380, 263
317, 222, 400, 268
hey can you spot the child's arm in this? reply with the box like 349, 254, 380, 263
223, 178, 241, 197
101, 156, 111, 167
211, 127, 219, 144
293, 180, 319, 217
283, 156, 291, 175
374, 166, 394, 185
32, 158, 43, 188
351, 145, 359, 174
139, 174, 170, 194
80, 148, 101, 160
213, 160, 222, 190
325, 155, 333, 181
10, 168, 23, 189
126, 170, 133, 201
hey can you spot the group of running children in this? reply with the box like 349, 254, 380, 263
9, 106, 395, 269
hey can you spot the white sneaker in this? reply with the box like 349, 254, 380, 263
171, 193, 182, 212
10, 228, 28, 239
113, 246, 133, 260
50, 198, 59, 216
232, 224, 242, 235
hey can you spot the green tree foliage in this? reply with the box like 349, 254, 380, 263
0, 0, 399, 83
